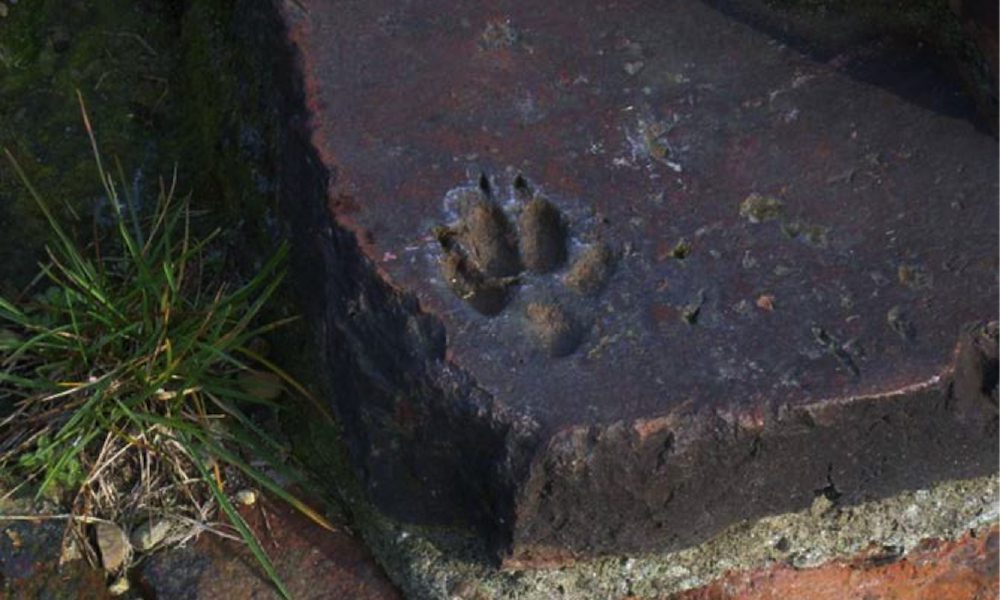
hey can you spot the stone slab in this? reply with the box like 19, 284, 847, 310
272, 0, 999, 563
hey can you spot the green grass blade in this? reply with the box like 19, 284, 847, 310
183, 436, 292, 600
1, 324, 76, 367
113, 156, 145, 248
193, 431, 336, 534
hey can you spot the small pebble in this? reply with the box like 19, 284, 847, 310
108, 575, 130, 596
756, 294, 775, 312
96, 522, 130, 573
59, 538, 82, 563
130, 518, 176, 552
4, 529, 21, 548
235, 489, 257, 506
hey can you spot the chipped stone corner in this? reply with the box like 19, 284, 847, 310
358, 474, 999, 599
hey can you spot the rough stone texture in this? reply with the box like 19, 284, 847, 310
140, 495, 400, 600
271, 0, 999, 564
0, 510, 111, 599
358, 475, 998, 599
0, 490, 399, 600
675, 527, 999, 600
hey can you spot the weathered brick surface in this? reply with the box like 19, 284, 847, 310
271, 0, 999, 564
1, 493, 399, 600
672, 527, 999, 600
140, 495, 400, 600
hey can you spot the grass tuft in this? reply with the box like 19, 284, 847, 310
0, 94, 315, 598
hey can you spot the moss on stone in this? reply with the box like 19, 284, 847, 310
0, 0, 287, 296
165, 0, 288, 262
0, 0, 178, 293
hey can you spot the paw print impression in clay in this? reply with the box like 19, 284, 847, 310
434, 172, 616, 358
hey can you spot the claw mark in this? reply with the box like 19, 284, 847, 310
513, 173, 532, 201
478, 171, 494, 198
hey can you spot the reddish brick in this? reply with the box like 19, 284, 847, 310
141, 495, 400, 600
672, 528, 999, 600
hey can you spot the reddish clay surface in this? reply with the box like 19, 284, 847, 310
141, 495, 400, 600
672, 527, 999, 600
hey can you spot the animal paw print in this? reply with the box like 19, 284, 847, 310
434, 173, 616, 358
